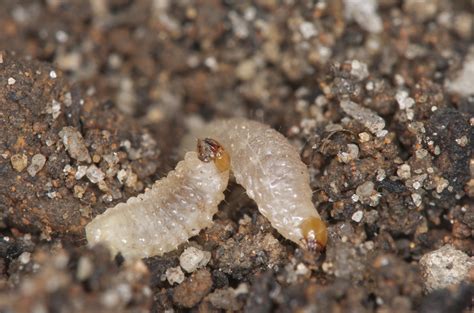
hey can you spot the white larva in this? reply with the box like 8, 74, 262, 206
183, 118, 327, 251
86, 118, 327, 260
85, 139, 230, 260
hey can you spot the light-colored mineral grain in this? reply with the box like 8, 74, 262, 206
59, 127, 91, 163
419, 245, 473, 292
27, 154, 46, 177
179, 247, 211, 273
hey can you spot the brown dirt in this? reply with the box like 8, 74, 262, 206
0, 0, 472, 312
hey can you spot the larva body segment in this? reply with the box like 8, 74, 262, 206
86, 150, 229, 260
186, 118, 327, 249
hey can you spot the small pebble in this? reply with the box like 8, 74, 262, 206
49, 70, 57, 79
415, 149, 429, 159
27, 154, 46, 177
165, 266, 185, 285
396, 90, 415, 109
236, 59, 256, 81
358, 132, 371, 142
179, 246, 211, 273
7, 77, 16, 85
234, 283, 249, 295
356, 181, 375, 198
340, 100, 386, 135
411, 193, 422, 207
350, 60, 369, 81
445, 51, 474, 97
73, 185, 86, 199
86, 165, 105, 183
351, 210, 364, 223
10, 154, 28, 172
116, 169, 128, 184
355, 181, 381, 206
299, 21, 317, 39
343, 0, 383, 33
75, 165, 88, 180
436, 177, 449, 193
76, 256, 93, 281
337, 144, 359, 163
47, 100, 61, 119
92, 154, 101, 163
455, 136, 468, 147
172, 269, 212, 308
419, 245, 473, 292
208, 287, 242, 311
397, 164, 411, 179
59, 127, 91, 163
19, 252, 31, 264
295, 263, 310, 276
404, 0, 439, 21
376, 169, 386, 181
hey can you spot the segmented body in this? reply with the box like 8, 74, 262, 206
86, 150, 229, 260
184, 118, 327, 249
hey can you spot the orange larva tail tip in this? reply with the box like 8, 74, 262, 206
197, 138, 231, 172
300, 216, 328, 252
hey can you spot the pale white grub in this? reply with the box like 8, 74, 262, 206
182, 118, 327, 250
86, 149, 229, 260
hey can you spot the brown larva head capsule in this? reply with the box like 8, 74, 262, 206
197, 138, 231, 172
300, 217, 328, 252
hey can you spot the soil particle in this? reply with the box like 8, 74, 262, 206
172, 269, 212, 308
26, 154, 46, 177
205, 287, 244, 311
10, 154, 27, 172
59, 126, 91, 163
165, 266, 185, 285
419, 244, 473, 292
340, 99, 386, 136
179, 246, 211, 274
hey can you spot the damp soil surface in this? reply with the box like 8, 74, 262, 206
0, 1, 473, 312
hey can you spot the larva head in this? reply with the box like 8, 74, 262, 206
197, 138, 231, 172
300, 217, 327, 252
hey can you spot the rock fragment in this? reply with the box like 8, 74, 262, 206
76, 256, 93, 281
86, 165, 105, 184
351, 210, 364, 223
27, 154, 46, 177
179, 247, 211, 273
172, 269, 212, 308
350, 60, 369, 81
10, 154, 28, 172
207, 287, 242, 310
343, 0, 383, 33
165, 266, 185, 285
403, 0, 439, 22
340, 100, 386, 136
337, 143, 359, 163
419, 245, 473, 292
59, 126, 91, 163
445, 50, 474, 97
